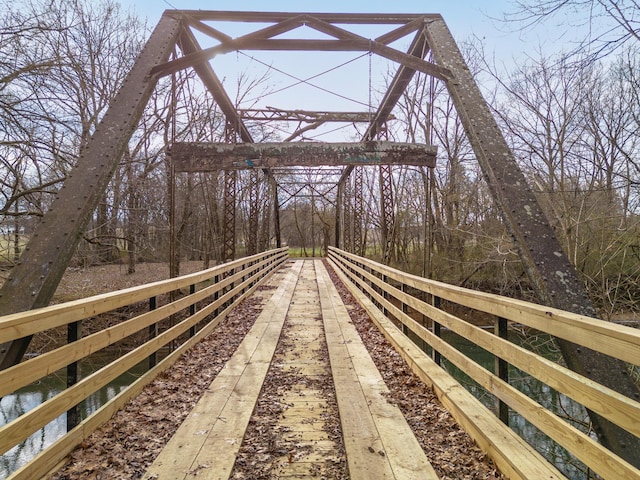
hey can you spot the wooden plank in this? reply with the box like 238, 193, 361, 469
0, 257, 288, 457
338, 256, 640, 438
404, 294, 640, 437
143, 260, 302, 480
1, 306, 205, 455
270, 260, 342, 478
327, 259, 569, 480
345, 250, 640, 436
315, 260, 438, 480
1, 252, 288, 397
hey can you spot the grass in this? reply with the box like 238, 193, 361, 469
287, 247, 326, 258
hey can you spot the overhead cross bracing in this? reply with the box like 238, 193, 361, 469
0, 9, 639, 467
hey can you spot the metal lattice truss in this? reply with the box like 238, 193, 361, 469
1, 11, 639, 461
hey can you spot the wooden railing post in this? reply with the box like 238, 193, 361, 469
148, 296, 158, 369
432, 295, 442, 366
66, 320, 81, 431
495, 316, 509, 425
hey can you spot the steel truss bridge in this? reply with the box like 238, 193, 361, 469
1, 10, 639, 479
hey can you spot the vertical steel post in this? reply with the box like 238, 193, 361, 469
272, 177, 282, 249
148, 296, 158, 369
379, 164, 395, 264
223, 170, 237, 262
353, 167, 364, 256
401, 283, 409, 336
343, 177, 352, 252
432, 295, 442, 366
258, 177, 270, 252
495, 316, 509, 425
247, 170, 259, 255
189, 284, 196, 337
335, 180, 342, 249
66, 320, 81, 431
213, 274, 220, 318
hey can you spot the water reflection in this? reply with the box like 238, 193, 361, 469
0, 357, 143, 478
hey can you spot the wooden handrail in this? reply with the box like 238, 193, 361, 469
328, 247, 640, 480
1, 248, 288, 478
328, 247, 640, 365
0, 249, 286, 342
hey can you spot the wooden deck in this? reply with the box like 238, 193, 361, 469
143, 260, 437, 479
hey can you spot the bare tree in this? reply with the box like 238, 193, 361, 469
506, 0, 640, 60
0, 0, 148, 265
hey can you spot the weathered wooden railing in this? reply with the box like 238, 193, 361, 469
0, 248, 288, 480
328, 247, 640, 480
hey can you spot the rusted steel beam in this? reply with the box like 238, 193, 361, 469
303, 16, 450, 80
238, 109, 386, 123
155, 37, 449, 81
353, 167, 364, 256
153, 16, 449, 81
153, 15, 307, 77
271, 177, 281, 248
247, 170, 259, 256
171, 142, 436, 172
375, 17, 425, 45
171, 10, 441, 24
223, 170, 237, 262
379, 164, 395, 264
365, 29, 430, 141
270, 167, 344, 177
424, 18, 640, 466
0, 14, 183, 370
186, 18, 232, 43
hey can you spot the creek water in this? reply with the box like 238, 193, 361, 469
0, 355, 148, 478
437, 329, 595, 479
1, 332, 593, 479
